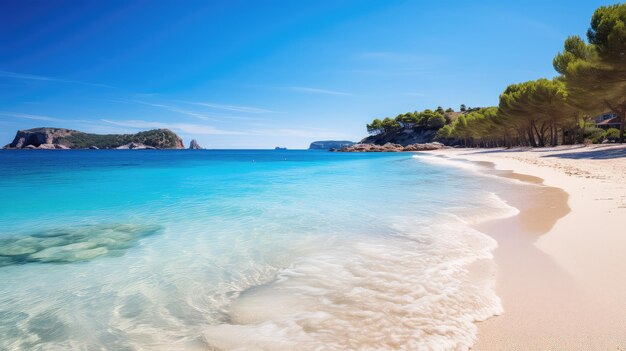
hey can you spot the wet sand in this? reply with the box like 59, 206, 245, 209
428, 145, 626, 350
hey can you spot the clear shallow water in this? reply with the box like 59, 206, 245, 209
0, 150, 515, 350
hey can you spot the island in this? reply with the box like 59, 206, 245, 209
3, 128, 184, 149
308, 140, 355, 150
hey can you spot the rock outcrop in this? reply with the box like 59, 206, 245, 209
0, 223, 162, 266
36, 144, 70, 150
115, 142, 156, 150
338, 142, 445, 152
309, 140, 355, 150
6, 128, 75, 149
361, 129, 438, 146
4, 128, 184, 149
189, 139, 203, 149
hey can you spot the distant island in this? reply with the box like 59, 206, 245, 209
3, 128, 184, 150
308, 140, 355, 150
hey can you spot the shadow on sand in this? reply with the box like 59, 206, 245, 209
455, 145, 626, 159
541, 146, 626, 160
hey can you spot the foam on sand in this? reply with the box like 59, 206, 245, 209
411, 154, 521, 183
202, 214, 505, 350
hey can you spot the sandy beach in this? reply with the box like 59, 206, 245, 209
428, 145, 626, 350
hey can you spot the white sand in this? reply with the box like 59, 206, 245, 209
428, 144, 626, 350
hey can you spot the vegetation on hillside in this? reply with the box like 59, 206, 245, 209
366, 108, 447, 134
365, 3, 626, 146
64, 129, 182, 148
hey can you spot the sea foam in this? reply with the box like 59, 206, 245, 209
201, 214, 503, 350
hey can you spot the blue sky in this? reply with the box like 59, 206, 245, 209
0, 0, 611, 148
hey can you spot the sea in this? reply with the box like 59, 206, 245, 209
0, 150, 519, 350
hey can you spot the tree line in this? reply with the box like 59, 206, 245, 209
366, 3, 626, 146
366, 107, 448, 134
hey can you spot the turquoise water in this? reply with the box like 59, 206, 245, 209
0, 150, 514, 350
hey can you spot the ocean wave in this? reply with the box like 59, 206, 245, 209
202, 215, 502, 350
411, 154, 523, 184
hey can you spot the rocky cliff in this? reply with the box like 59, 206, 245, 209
4, 128, 184, 149
308, 140, 355, 150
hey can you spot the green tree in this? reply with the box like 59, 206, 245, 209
605, 127, 621, 141
499, 79, 572, 146
453, 114, 470, 145
417, 109, 437, 127
397, 112, 420, 127
436, 125, 453, 140
554, 4, 626, 142
381, 117, 401, 133
583, 125, 606, 143
366, 118, 383, 134
427, 114, 446, 129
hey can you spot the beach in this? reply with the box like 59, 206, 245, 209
427, 145, 626, 350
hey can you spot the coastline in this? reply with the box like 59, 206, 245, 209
426, 145, 626, 350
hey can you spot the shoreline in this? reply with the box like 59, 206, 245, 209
427, 145, 626, 350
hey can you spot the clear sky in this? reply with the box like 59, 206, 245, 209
0, 0, 613, 148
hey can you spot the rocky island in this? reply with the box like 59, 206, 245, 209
189, 139, 203, 149
3, 128, 184, 150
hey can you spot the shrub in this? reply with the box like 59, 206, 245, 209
427, 114, 446, 129
605, 127, 620, 142
436, 125, 453, 139
583, 126, 606, 144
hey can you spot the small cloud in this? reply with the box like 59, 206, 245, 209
345, 68, 431, 76
0, 70, 113, 88
0, 112, 63, 122
498, 13, 564, 40
184, 101, 273, 114
132, 93, 161, 98
355, 52, 438, 64
351, 52, 440, 77
113, 99, 265, 122
129, 100, 214, 120
283, 86, 352, 96
250, 128, 347, 138
101, 119, 247, 135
